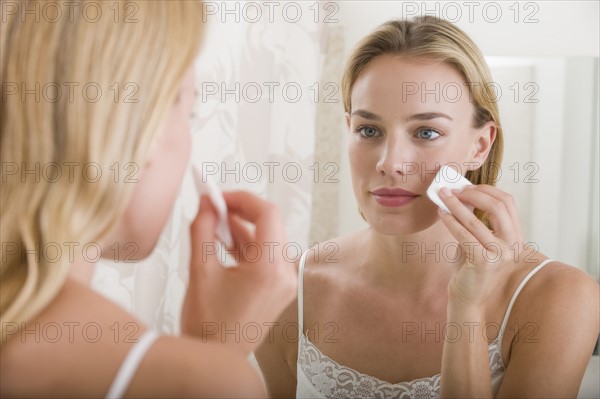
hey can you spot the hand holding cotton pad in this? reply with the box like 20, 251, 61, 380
427, 165, 473, 214
192, 164, 233, 248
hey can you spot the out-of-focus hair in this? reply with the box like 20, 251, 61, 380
1, 0, 204, 344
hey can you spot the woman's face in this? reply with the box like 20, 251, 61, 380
106, 64, 197, 259
347, 55, 495, 235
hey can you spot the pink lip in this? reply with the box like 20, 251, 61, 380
370, 187, 419, 207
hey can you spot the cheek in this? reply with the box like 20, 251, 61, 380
120, 122, 192, 258
347, 142, 360, 172
411, 136, 473, 182
348, 141, 377, 174
419, 142, 472, 179
348, 142, 370, 189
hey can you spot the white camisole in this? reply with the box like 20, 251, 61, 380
105, 329, 160, 399
295, 249, 553, 399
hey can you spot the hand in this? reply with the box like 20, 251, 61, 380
437, 184, 531, 310
181, 191, 297, 355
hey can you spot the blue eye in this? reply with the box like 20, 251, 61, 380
358, 126, 380, 138
416, 128, 441, 140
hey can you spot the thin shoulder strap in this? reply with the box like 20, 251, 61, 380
497, 259, 554, 342
106, 329, 160, 399
297, 249, 310, 338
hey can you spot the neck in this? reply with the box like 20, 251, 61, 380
68, 257, 96, 287
357, 220, 459, 293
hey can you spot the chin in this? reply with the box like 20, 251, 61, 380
365, 210, 440, 236
134, 241, 158, 260
135, 230, 164, 260
112, 230, 162, 262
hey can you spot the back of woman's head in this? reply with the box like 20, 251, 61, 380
342, 16, 503, 226
0, 0, 204, 342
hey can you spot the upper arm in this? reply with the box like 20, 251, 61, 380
126, 336, 267, 398
254, 300, 299, 399
496, 265, 600, 398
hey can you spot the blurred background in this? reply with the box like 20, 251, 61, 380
90, 1, 599, 396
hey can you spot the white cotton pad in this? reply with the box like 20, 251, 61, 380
427, 165, 473, 214
192, 164, 233, 248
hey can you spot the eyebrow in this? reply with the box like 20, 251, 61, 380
350, 109, 453, 122
350, 109, 383, 121
407, 112, 453, 122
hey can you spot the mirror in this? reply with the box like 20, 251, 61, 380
335, 56, 600, 278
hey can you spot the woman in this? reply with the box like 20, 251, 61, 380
1, 1, 296, 397
256, 16, 600, 398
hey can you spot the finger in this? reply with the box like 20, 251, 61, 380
437, 208, 484, 264
439, 188, 497, 248
226, 214, 254, 260
228, 214, 254, 247
222, 191, 271, 223
223, 191, 286, 245
190, 195, 222, 273
470, 185, 524, 242
452, 186, 514, 240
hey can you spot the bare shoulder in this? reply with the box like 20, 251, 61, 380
508, 257, 599, 359
302, 230, 366, 281
0, 278, 264, 398
128, 335, 264, 398
301, 231, 369, 304
517, 259, 599, 315
495, 259, 599, 396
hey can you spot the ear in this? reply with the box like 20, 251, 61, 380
345, 112, 351, 129
467, 121, 496, 170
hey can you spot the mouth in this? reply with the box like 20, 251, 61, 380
370, 188, 419, 208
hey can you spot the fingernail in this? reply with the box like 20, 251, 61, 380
451, 187, 463, 194
440, 187, 452, 197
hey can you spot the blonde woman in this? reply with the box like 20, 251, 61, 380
256, 17, 600, 398
1, 1, 296, 397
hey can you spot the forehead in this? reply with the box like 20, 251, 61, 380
350, 55, 473, 123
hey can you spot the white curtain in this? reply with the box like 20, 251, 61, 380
92, 3, 342, 334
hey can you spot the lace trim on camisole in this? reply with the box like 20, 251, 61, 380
298, 332, 504, 399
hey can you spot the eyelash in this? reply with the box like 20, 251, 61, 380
354, 125, 443, 141
415, 127, 442, 141
355, 125, 381, 139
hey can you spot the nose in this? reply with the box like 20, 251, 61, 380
375, 133, 416, 177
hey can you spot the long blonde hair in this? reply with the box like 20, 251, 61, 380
342, 16, 503, 227
1, 0, 204, 343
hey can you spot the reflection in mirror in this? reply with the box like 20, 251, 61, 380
335, 57, 600, 280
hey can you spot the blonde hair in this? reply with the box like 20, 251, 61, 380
1, 0, 204, 343
342, 16, 503, 226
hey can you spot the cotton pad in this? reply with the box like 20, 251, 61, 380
427, 165, 473, 214
192, 164, 233, 248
